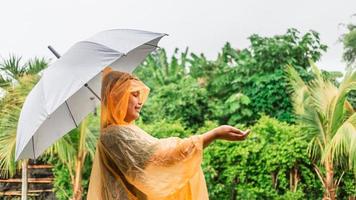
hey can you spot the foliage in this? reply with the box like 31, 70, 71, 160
136, 29, 328, 125
286, 61, 356, 199
0, 75, 39, 177
137, 119, 191, 138
139, 76, 209, 130
0, 55, 48, 83
0, 55, 98, 199
200, 116, 323, 199
134, 48, 188, 90
337, 171, 356, 198
138, 116, 325, 199
341, 22, 356, 109
208, 29, 327, 123
286, 61, 356, 173
208, 92, 253, 126
341, 23, 356, 67
132, 28, 356, 198
50, 113, 99, 200
51, 153, 95, 200
52, 159, 73, 199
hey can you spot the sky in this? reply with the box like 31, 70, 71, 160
0, 0, 355, 73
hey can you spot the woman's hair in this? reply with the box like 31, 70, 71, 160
100, 67, 149, 129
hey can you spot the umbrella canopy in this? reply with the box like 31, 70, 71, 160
15, 29, 166, 161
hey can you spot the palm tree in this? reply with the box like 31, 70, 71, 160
0, 56, 99, 200
286, 61, 356, 200
0, 55, 26, 81
0, 55, 48, 83
0, 74, 39, 200
46, 115, 98, 200
72, 117, 98, 200
0, 55, 48, 200
0, 75, 39, 175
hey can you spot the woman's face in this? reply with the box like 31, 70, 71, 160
124, 91, 142, 123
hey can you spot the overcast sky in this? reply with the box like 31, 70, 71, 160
1, 0, 355, 73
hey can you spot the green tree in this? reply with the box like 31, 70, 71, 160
139, 76, 208, 130
0, 75, 39, 177
134, 48, 187, 90
203, 29, 327, 123
200, 116, 321, 199
341, 23, 356, 67
340, 22, 356, 109
286, 61, 356, 199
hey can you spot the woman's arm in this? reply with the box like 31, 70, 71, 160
201, 125, 250, 148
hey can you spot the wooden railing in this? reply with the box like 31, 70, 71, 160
0, 164, 54, 198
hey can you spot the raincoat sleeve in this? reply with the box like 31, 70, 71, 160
100, 125, 204, 198
141, 134, 204, 197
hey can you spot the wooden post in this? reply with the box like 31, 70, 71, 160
21, 159, 28, 200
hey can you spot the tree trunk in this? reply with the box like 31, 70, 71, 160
21, 159, 28, 200
324, 158, 336, 200
72, 151, 86, 200
290, 166, 299, 192
271, 171, 278, 189
72, 118, 88, 200
230, 177, 238, 200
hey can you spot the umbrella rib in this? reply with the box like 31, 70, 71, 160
143, 43, 160, 49
31, 136, 36, 159
65, 101, 78, 128
84, 83, 101, 101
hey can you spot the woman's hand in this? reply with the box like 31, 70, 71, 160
202, 125, 250, 148
213, 125, 250, 141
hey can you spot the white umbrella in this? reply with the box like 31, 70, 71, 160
15, 29, 166, 161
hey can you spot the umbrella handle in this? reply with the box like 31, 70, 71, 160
48, 45, 61, 59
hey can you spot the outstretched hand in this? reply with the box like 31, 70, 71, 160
202, 125, 250, 148
213, 125, 250, 141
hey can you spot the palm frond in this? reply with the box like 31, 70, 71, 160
308, 136, 322, 162
324, 112, 356, 174
328, 69, 356, 137
25, 57, 49, 75
303, 107, 328, 146
84, 128, 98, 160
0, 129, 17, 177
285, 65, 327, 142
44, 133, 77, 170
0, 75, 38, 177
284, 65, 309, 115
309, 59, 323, 81
0, 105, 21, 177
0, 55, 26, 80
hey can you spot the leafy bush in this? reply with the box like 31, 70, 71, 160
201, 116, 322, 199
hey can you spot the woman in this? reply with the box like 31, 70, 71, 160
87, 68, 250, 200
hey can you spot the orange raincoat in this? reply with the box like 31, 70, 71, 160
87, 68, 209, 200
